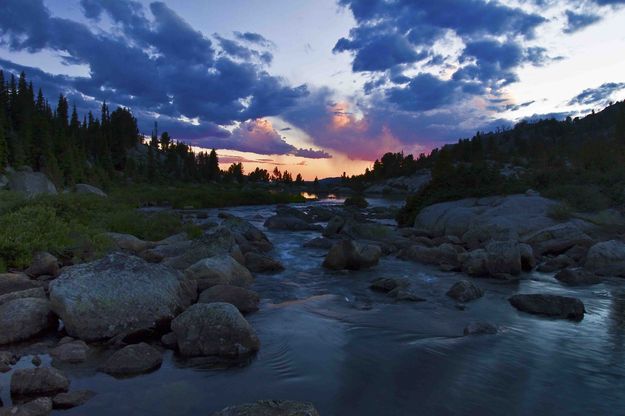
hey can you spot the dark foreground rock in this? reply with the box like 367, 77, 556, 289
509, 294, 585, 320
0, 298, 56, 345
369, 277, 409, 293
323, 240, 381, 270
0, 397, 53, 416
172, 303, 260, 358
244, 252, 284, 273
10, 367, 70, 397
52, 390, 96, 409
198, 285, 260, 314
49, 253, 196, 341
446, 280, 484, 303
211, 400, 320, 416
49, 340, 90, 364
99, 343, 163, 377
555, 268, 602, 286
464, 322, 498, 336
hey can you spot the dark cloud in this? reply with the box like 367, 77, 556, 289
0, 0, 309, 157
505, 100, 536, 111
564, 10, 601, 33
386, 74, 458, 112
234, 31, 275, 47
568, 82, 625, 106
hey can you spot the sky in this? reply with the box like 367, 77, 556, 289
1, 0, 625, 179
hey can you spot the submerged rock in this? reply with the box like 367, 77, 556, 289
211, 400, 320, 416
198, 285, 260, 314
369, 277, 410, 293
323, 240, 381, 270
463, 322, 498, 336
244, 252, 284, 273
509, 294, 585, 320
52, 390, 96, 410
10, 367, 70, 397
185, 255, 254, 290
446, 280, 484, 303
171, 303, 260, 358
99, 343, 163, 377
50, 340, 90, 364
0, 298, 56, 345
49, 253, 196, 341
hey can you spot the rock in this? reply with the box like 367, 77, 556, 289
522, 223, 593, 256
0, 397, 53, 416
519, 243, 536, 271
31, 356, 41, 367
275, 206, 311, 222
211, 400, 320, 416
323, 216, 346, 237
322, 240, 381, 270
565, 245, 589, 262
0, 287, 46, 306
485, 240, 522, 276
185, 255, 254, 290
536, 255, 575, 273
99, 343, 163, 377
0, 298, 56, 345
306, 206, 335, 222
464, 322, 498, 336
105, 232, 154, 254
171, 303, 260, 357
0, 351, 19, 373
160, 332, 177, 349
303, 237, 334, 249
399, 243, 460, 270
49, 253, 196, 341
8, 171, 57, 196
75, 183, 107, 197
0, 273, 41, 296
198, 285, 260, 314
509, 294, 585, 320
388, 288, 426, 302
49, 340, 90, 364
555, 268, 602, 286
25, 252, 59, 278
221, 215, 273, 253
163, 227, 240, 270
585, 240, 625, 276
244, 252, 284, 273
460, 249, 488, 276
446, 280, 484, 302
10, 367, 70, 397
52, 390, 95, 410
264, 215, 322, 232
344, 195, 368, 209
369, 277, 410, 293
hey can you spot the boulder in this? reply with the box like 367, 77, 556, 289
519, 243, 536, 271
185, 255, 254, 290
344, 195, 368, 209
171, 303, 260, 357
446, 280, 484, 302
322, 216, 346, 237
0, 298, 56, 345
10, 367, 70, 397
555, 268, 602, 286
399, 243, 461, 270
522, 223, 593, 256
75, 183, 107, 197
509, 294, 585, 320
211, 400, 320, 416
0, 351, 19, 373
264, 215, 322, 232
198, 285, 260, 314
0, 273, 41, 296
485, 240, 522, 276
105, 232, 154, 254
99, 343, 163, 377
0, 287, 46, 306
49, 340, 90, 364
322, 240, 381, 270
244, 252, 284, 273
8, 171, 57, 196
49, 253, 196, 341
585, 240, 625, 276
463, 322, 498, 336
52, 390, 95, 410
221, 215, 273, 253
306, 206, 335, 222
25, 252, 59, 278
460, 249, 488, 276
160, 332, 177, 350
536, 255, 575, 273
162, 227, 240, 270
369, 277, 410, 293
0, 397, 53, 416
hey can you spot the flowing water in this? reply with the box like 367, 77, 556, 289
2, 198, 625, 415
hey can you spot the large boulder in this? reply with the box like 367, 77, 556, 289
25, 252, 59, 278
75, 183, 107, 197
585, 240, 625, 276
49, 253, 196, 341
244, 252, 284, 273
211, 400, 320, 416
0, 273, 41, 296
322, 240, 381, 270
0, 298, 56, 345
221, 215, 273, 253
522, 223, 593, 256
509, 294, 585, 320
163, 227, 240, 270
8, 171, 57, 196
264, 215, 322, 232
185, 255, 254, 290
99, 343, 163, 377
485, 240, 522, 276
198, 285, 260, 314
555, 268, 602, 286
10, 367, 70, 397
446, 280, 483, 302
322, 216, 346, 237
459, 249, 488, 276
171, 303, 260, 357
0, 287, 46, 306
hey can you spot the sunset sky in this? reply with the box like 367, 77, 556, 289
1, 0, 625, 179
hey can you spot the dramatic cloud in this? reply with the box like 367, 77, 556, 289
564, 11, 601, 33
568, 82, 625, 106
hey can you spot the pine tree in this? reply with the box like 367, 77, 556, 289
207, 149, 219, 181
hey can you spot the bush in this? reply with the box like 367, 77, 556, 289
344, 195, 368, 208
